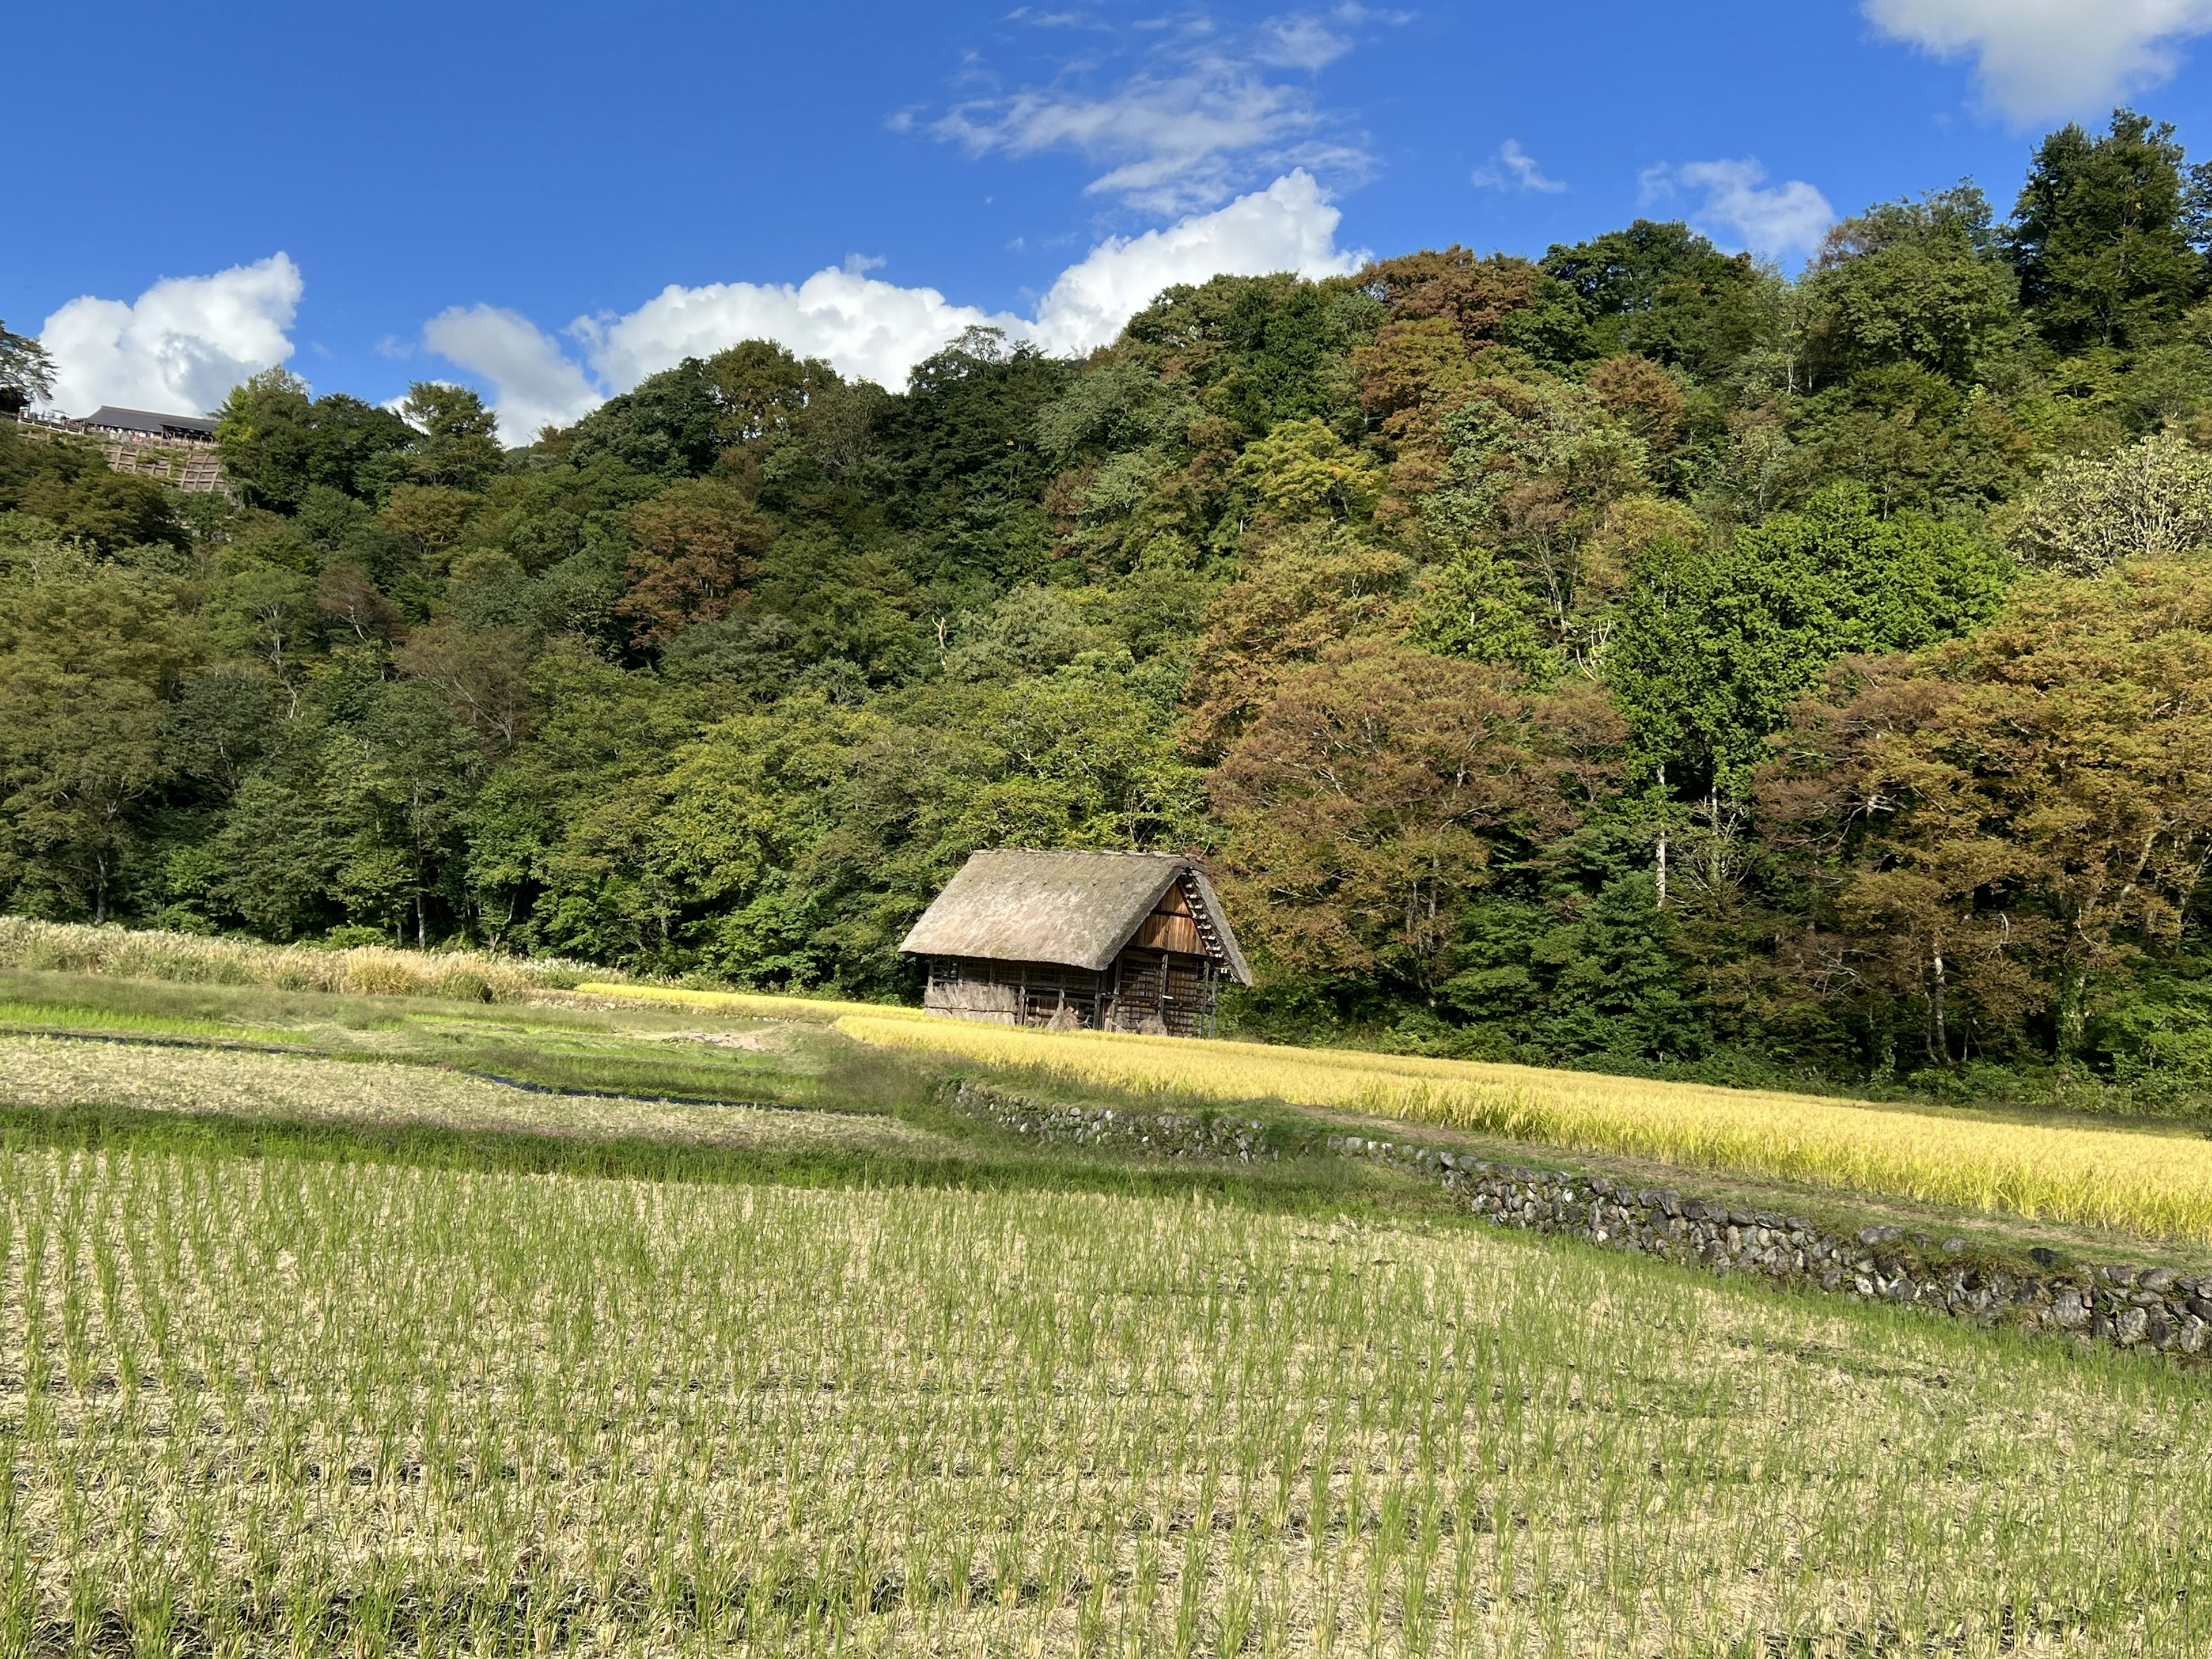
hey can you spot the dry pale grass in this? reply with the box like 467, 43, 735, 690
0, 918, 587, 1002
0, 1034, 945, 1156
838, 1014, 2212, 1245
0, 1150, 2199, 1656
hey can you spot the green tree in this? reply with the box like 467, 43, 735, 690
1403, 547, 1550, 676
2006, 430, 2212, 574
2008, 109, 2204, 350
1611, 482, 2010, 796
0, 551, 198, 921
1803, 186, 2021, 383
399, 382, 505, 489
0, 427, 185, 553
214, 369, 416, 510
210, 774, 342, 940
0, 320, 54, 416
325, 682, 482, 946
1540, 220, 1772, 380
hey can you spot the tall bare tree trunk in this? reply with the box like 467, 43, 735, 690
1929, 946, 1949, 1066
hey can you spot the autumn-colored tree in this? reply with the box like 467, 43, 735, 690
1765, 552, 2212, 1060
1761, 662, 2043, 1066
1182, 525, 1411, 753
1213, 641, 1613, 997
313, 562, 404, 642
1585, 355, 1688, 467
378, 484, 482, 572
619, 477, 775, 646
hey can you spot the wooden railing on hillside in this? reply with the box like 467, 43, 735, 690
7, 410, 231, 495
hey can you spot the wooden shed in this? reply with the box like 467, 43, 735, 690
900, 850, 1252, 1037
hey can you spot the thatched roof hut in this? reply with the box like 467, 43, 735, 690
900, 850, 1250, 1036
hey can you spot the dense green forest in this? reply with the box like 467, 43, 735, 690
7, 108, 2212, 1101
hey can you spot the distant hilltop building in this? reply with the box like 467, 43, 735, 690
900, 849, 1252, 1037
9, 404, 229, 494
84, 405, 221, 442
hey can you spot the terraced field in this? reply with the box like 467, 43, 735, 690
832, 1012, 2212, 1244
0, 953, 2200, 1653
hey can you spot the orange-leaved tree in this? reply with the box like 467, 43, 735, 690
619, 478, 775, 646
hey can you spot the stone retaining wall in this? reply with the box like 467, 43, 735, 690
945, 1081, 2211, 1362
950, 1081, 1277, 1161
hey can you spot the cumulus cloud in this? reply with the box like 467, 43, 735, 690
1029, 170, 1362, 354
1865, 0, 2212, 124
36, 253, 301, 418
1471, 140, 1566, 194
420, 305, 605, 445
925, 10, 1382, 213
1642, 159, 1834, 257
575, 260, 1019, 398
421, 171, 1362, 437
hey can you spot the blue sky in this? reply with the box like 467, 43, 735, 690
10, 1, 2212, 440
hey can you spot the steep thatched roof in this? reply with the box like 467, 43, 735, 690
900, 850, 1252, 983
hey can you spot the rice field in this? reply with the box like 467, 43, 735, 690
836, 1016, 2212, 1246
0, 1145, 2202, 1657
0, 1035, 950, 1160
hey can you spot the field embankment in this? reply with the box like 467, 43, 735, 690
836, 1014, 2212, 1245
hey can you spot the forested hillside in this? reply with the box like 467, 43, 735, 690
7, 109, 2212, 1100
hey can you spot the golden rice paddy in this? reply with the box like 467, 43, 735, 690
836, 1016, 2212, 1244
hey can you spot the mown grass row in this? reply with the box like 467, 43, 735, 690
835, 1015, 2212, 1245
0, 1145, 2201, 1657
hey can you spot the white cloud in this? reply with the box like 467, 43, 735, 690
1255, 13, 1355, 70
925, 11, 1381, 213
1643, 159, 1834, 257
36, 253, 301, 418
1865, 0, 2212, 123
421, 305, 604, 445
1471, 140, 1566, 194
575, 265, 1020, 398
1029, 170, 1364, 354
421, 171, 1362, 436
